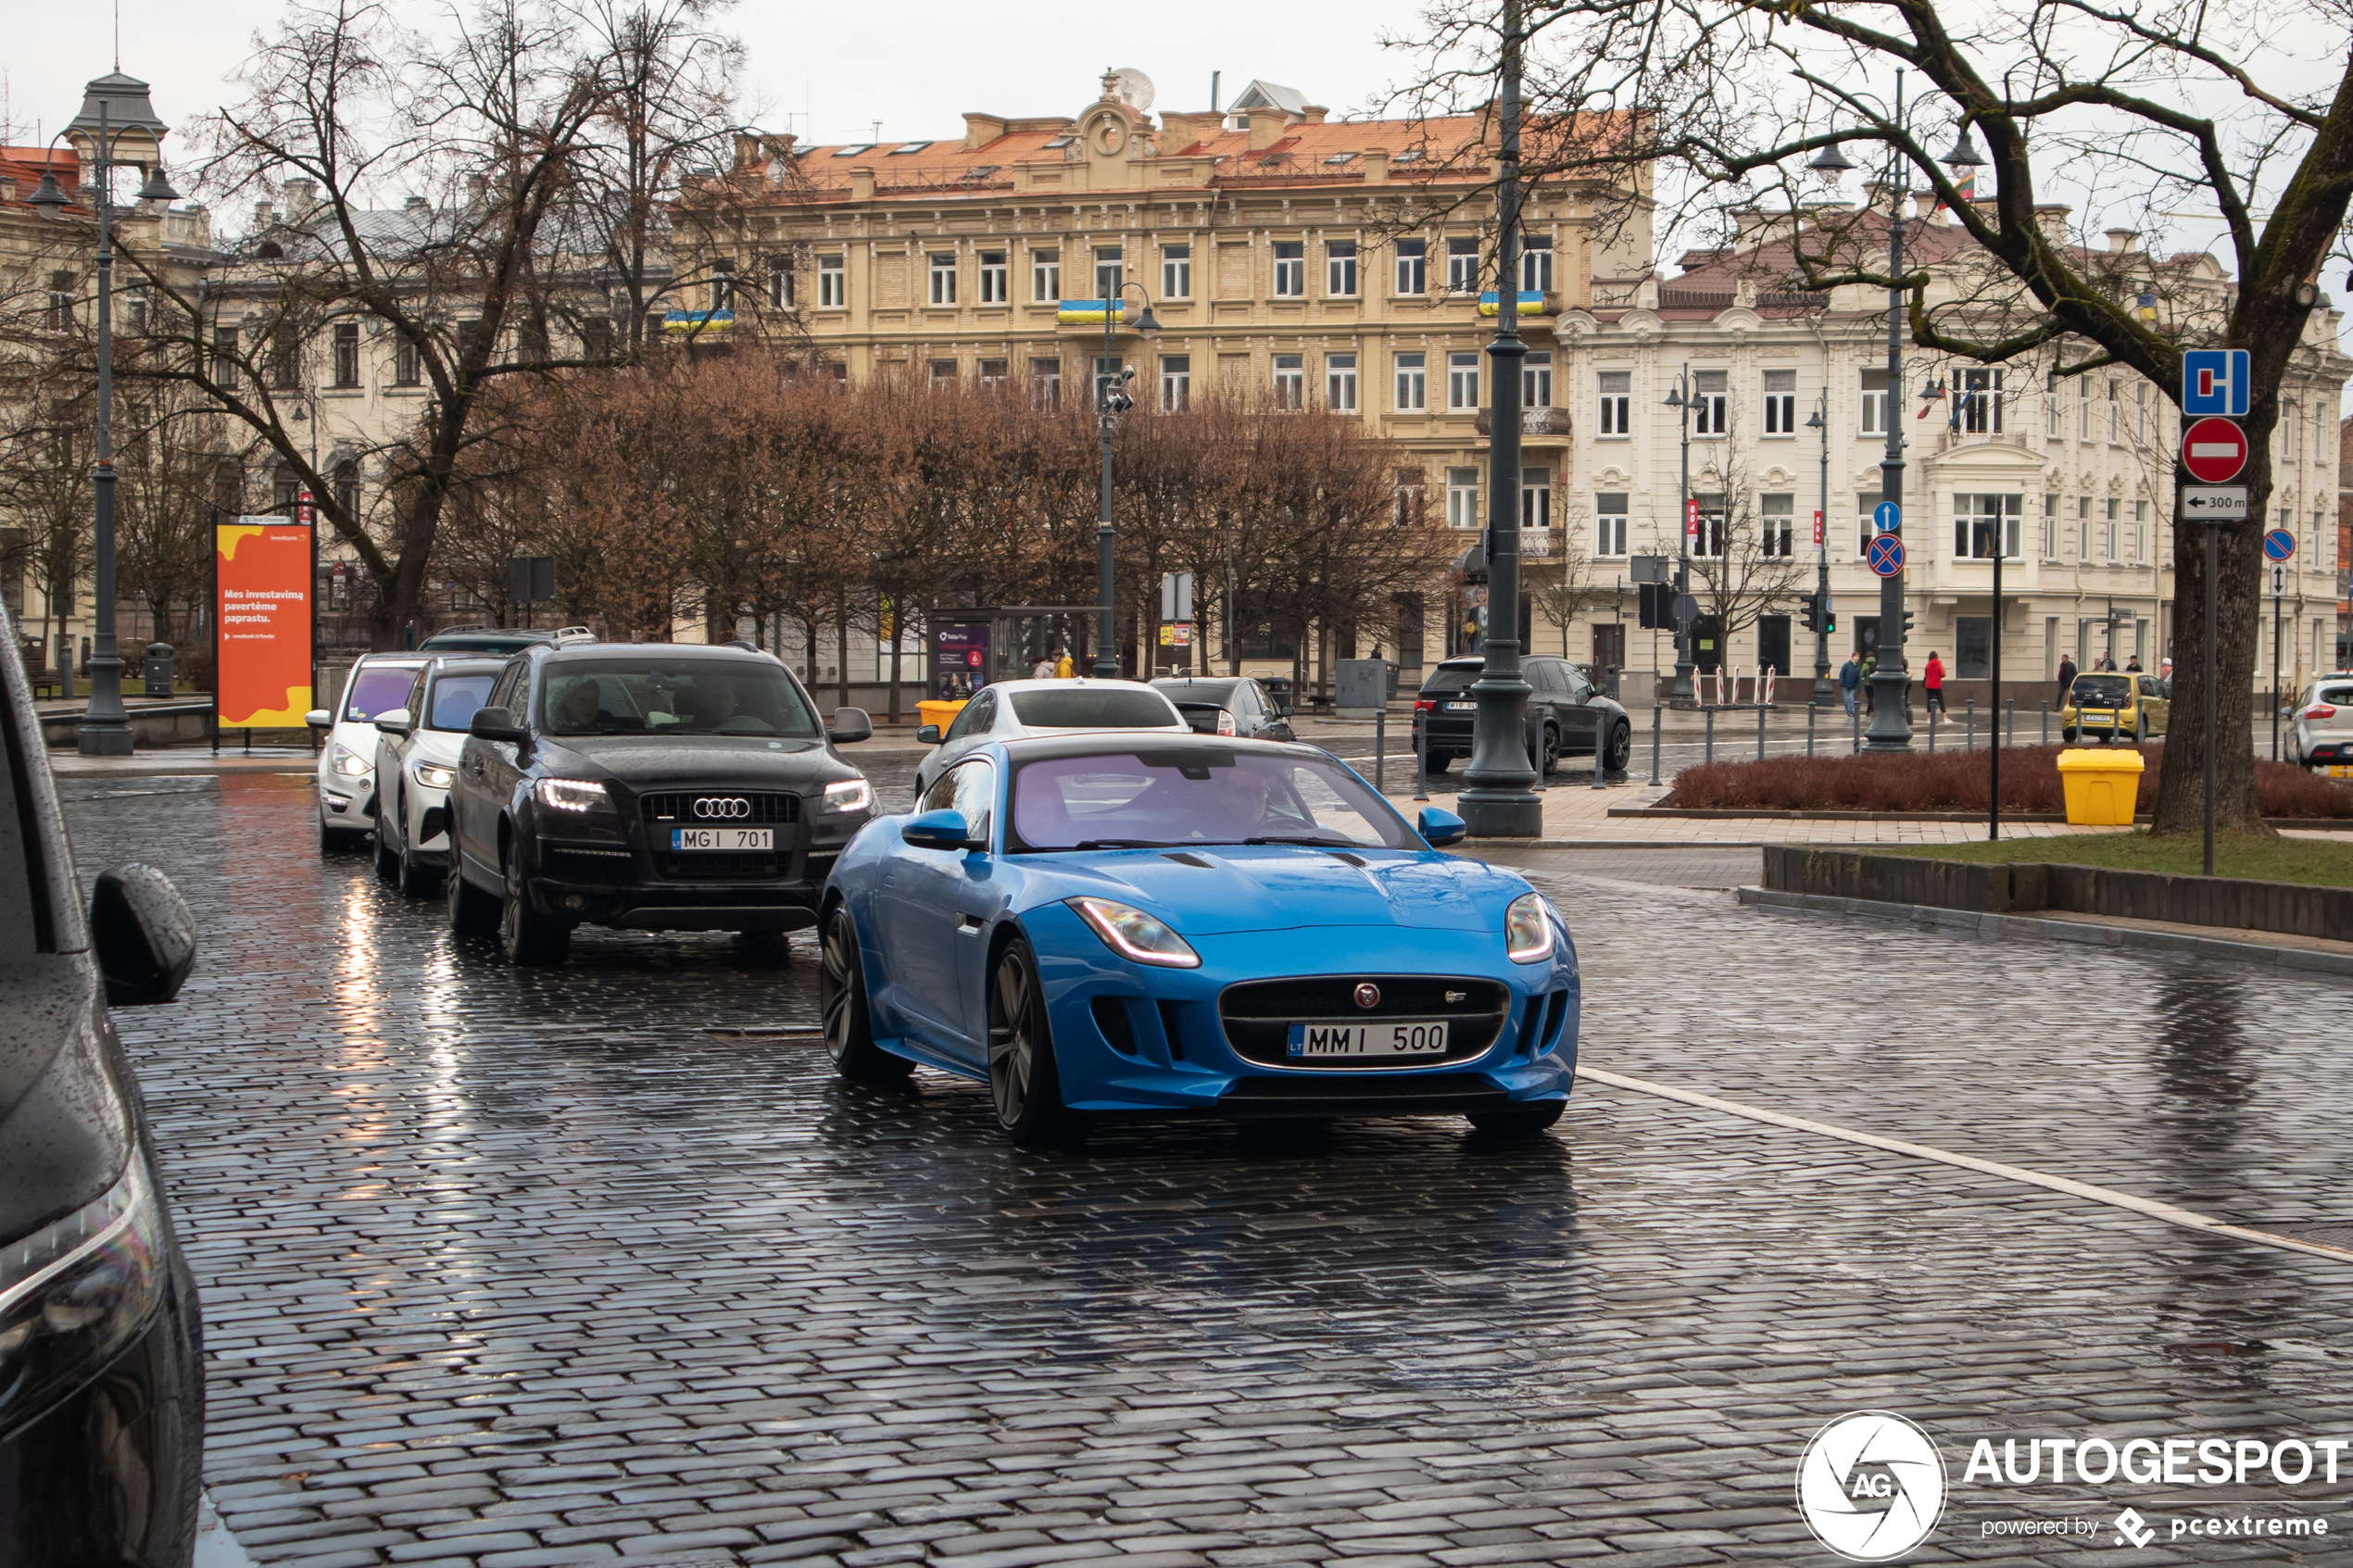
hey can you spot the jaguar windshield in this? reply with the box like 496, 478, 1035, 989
1009, 747, 1412, 852
539, 659, 820, 738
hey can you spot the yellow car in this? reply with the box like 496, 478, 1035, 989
2062, 671, 2171, 744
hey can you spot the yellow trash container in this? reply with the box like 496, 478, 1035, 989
2056, 747, 2144, 826
915, 698, 966, 740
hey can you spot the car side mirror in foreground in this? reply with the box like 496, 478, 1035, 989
901, 809, 973, 851
304, 709, 332, 728
469, 706, 526, 742
1417, 807, 1467, 847
89, 863, 195, 1006
828, 707, 874, 745
374, 707, 412, 736
916, 723, 942, 745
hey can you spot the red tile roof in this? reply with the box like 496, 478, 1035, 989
1, 145, 83, 211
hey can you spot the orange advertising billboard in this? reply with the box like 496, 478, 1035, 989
215, 520, 312, 728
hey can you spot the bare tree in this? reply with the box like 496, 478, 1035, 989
1399, 0, 2353, 829
1682, 456, 1812, 693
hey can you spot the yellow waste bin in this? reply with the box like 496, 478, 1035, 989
2056, 747, 2144, 826
915, 698, 966, 741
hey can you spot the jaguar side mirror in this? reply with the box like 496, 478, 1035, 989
828, 707, 874, 745
1416, 807, 1467, 847
89, 863, 196, 1006
900, 809, 973, 851
916, 723, 942, 745
469, 706, 526, 743
374, 707, 412, 736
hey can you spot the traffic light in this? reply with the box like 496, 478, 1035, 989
1798, 596, 1820, 633
1900, 608, 1917, 640
1638, 583, 1661, 629
1822, 601, 1836, 634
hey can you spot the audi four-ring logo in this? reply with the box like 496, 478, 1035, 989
693, 797, 751, 819
1354, 983, 1381, 1010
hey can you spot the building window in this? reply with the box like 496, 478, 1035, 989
331, 322, 360, 387
2108, 379, 2120, 443
1030, 358, 1061, 410
929, 358, 958, 389
2045, 378, 2061, 438
1160, 355, 1189, 412
769, 258, 794, 308
1162, 244, 1189, 299
1762, 369, 1796, 435
1326, 353, 1357, 412
393, 332, 422, 385
1272, 241, 1304, 297
976, 251, 1008, 304
1273, 353, 1304, 410
1394, 239, 1426, 295
978, 358, 1008, 391
1327, 240, 1358, 297
1959, 368, 2004, 433
1447, 352, 1480, 412
333, 460, 359, 520
1445, 237, 1479, 292
1595, 492, 1629, 557
270, 324, 300, 390
1860, 367, 1890, 435
1523, 351, 1552, 409
1598, 370, 1630, 435
1954, 493, 2021, 559
47, 271, 74, 332
2042, 494, 2057, 559
213, 325, 240, 389
926, 254, 956, 307
123, 292, 149, 336
1031, 249, 1060, 303
2078, 376, 2090, 438
1692, 369, 1728, 435
1446, 467, 1480, 529
1393, 468, 1426, 528
2105, 496, 2120, 560
1395, 352, 1427, 411
1093, 246, 1122, 301
1521, 466, 1552, 534
1692, 494, 1726, 557
1520, 235, 1552, 295
1858, 492, 1884, 558
819, 255, 845, 307
1761, 493, 1794, 558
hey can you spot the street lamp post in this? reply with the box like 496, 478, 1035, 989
1663, 367, 1695, 707
30, 101, 179, 756
1092, 280, 1161, 678
1457, 0, 1541, 837
1806, 395, 1833, 705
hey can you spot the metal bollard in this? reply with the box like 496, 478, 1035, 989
1649, 703, 1662, 786
1414, 723, 1428, 801
1852, 700, 1862, 754
1927, 706, 1937, 752
2006, 698, 2015, 751
1375, 704, 1386, 795
1705, 705, 1716, 765
1806, 703, 1816, 758
1966, 697, 1975, 752
1591, 719, 1606, 790
1756, 702, 1767, 762
2040, 700, 2049, 746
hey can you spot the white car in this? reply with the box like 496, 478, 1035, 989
308, 653, 429, 851
2289, 676, 2353, 777
371, 656, 505, 895
912, 677, 1189, 802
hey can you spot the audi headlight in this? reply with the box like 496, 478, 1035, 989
1505, 892, 1556, 963
412, 761, 457, 790
0, 1157, 165, 1434
330, 742, 371, 778
1069, 897, 1202, 968
535, 778, 610, 813
821, 779, 873, 815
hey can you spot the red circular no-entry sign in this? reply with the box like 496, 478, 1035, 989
2182, 417, 2248, 483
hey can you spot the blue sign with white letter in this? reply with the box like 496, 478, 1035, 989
1872, 501, 1901, 533
2182, 349, 2250, 417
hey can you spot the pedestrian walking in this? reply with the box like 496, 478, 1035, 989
1032, 650, 1057, 679
1838, 652, 1860, 716
2057, 653, 2077, 707
1859, 649, 1878, 715
1054, 647, 1075, 678
2124, 655, 2142, 672
1922, 651, 1945, 718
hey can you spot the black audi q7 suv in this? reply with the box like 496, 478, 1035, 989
445, 641, 876, 964
0, 609, 207, 1565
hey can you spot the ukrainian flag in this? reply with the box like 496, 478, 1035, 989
1054, 299, 1132, 325
663, 309, 736, 333
1477, 291, 1546, 316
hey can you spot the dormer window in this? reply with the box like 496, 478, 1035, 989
833, 144, 874, 157
1229, 114, 1250, 132
1392, 147, 1426, 164
1323, 152, 1357, 166
888, 142, 932, 155
1042, 134, 1075, 149
964, 165, 1000, 180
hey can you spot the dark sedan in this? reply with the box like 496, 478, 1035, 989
1149, 676, 1296, 742
1413, 656, 1633, 776
445, 642, 875, 964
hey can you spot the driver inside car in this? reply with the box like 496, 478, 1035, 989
553, 678, 606, 733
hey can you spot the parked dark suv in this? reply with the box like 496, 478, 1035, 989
0, 611, 207, 1564
445, 642, 876, 964
1413, 655, 1633, 776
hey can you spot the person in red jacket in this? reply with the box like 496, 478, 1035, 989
1923, 650, 1946, 718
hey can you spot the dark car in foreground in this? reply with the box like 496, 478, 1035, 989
445, 641, 876, 964
1412, 656, 1632, 776
1149, 677, 1296, 742
0, 610, 206, 1565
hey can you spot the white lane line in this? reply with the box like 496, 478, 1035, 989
1575, 1063, 2353, 1268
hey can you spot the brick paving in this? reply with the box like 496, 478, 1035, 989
58, 772, 2353, 1567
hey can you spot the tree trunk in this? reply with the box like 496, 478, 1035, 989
2150, 431, 2271, 834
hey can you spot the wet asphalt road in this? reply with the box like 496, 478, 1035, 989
56, 771, 2353, 1567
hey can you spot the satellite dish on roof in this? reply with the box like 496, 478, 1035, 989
1112, 68, 1156, 114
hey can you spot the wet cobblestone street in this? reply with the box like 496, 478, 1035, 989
61, 772, 2353, 1567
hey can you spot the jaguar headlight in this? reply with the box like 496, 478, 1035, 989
413, 761, 457, 790
1070, 897, 1202, 968
0, 1158, 165, 1433
535, 778, 610, 813
821, 779, 873, 815
1505, 892, 1556, 963
330, 742, 371, 778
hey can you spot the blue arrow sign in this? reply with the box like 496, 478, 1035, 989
2262, 528, 2296, 562
1872, 501, 1901, 533
2183, 349, 2250, 417
1866, 533, 1906, 577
